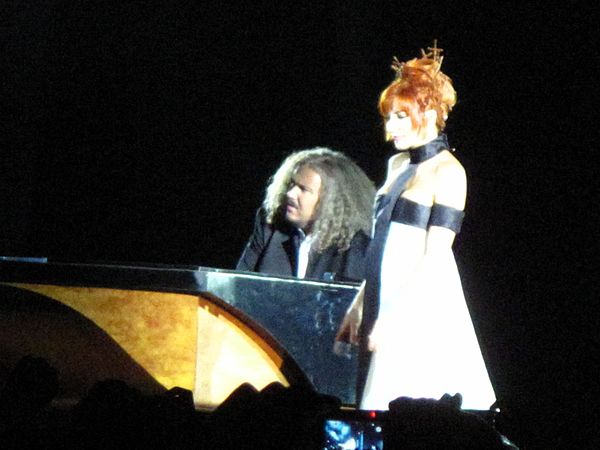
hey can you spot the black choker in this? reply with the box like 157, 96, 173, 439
408, 134, 450, 164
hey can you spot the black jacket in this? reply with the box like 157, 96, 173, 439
236, 209, 370, 282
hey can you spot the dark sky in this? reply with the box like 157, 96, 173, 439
1, 1, 597, 446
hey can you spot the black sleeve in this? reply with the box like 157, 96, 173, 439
338, 231, 371, 282
236, 208, 269, 271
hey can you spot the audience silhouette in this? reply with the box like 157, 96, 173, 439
1, 356, 517, 449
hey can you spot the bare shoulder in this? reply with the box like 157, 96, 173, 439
435, 151, 465, 178
433, 152, 467, 209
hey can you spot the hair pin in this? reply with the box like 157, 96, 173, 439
390, 56, 404, 80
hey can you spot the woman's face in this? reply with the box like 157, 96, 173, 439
385, 97, 438, 150
385, 109, 420, 150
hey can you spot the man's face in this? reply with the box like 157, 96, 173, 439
285, 165, 322, 233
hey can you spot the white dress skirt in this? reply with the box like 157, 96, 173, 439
360, 220, 497, 411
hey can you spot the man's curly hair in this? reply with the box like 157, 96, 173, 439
263, 147, 375, 252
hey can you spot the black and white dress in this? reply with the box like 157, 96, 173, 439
359, 134, 496, 410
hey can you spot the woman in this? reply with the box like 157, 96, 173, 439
336, 43, 496, 410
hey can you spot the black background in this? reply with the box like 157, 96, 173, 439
1, 1, 597, 447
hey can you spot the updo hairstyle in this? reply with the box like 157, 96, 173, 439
378, 43, 456, 131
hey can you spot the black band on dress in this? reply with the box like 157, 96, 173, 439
389, 197, 465, 233
429, 203, 465, 234
390, 197, 430, 228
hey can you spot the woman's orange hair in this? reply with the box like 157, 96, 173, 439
378, 43, 456, 132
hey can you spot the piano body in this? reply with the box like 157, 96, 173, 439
0, 258, 360, 409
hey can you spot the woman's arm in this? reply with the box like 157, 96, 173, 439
425, 158, 466, 253
334, 281, 365, 351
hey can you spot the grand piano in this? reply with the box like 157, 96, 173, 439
0, 257, 361, 409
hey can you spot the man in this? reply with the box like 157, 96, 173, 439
236, 147, 375, 282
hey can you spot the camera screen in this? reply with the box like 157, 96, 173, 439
322, 417, 384, 450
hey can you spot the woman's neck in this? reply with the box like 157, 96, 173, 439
410, 124, 440, 148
